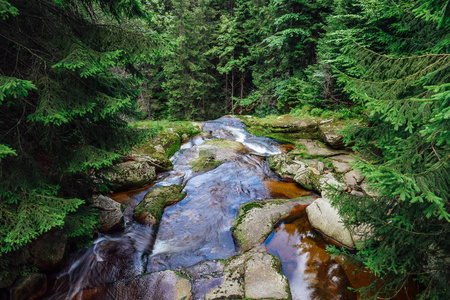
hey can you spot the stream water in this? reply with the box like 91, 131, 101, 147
44, 116, 371, 300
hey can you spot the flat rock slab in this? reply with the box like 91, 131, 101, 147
232, 198, 315, 251
291, 139, 349, 157
306, 198, 355, 249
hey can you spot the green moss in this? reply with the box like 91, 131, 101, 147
190, 149, 223, 172
134, 185, 185, 224
166, 138, 181, 158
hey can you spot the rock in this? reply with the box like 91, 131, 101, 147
306, 198, 355, 248
131, 154, 173, 172
319, 121, 346, 148
31, 229, 68, 271
84, 270, 192, 300
343, 170, 364, 188
318, 173, 346, 198
330, 154, 356, 164
269, 116, 318, 134
10, 273, 47, 300
189, 139, 244, 172
190, 247, 289, 300
331, 160, 352, 173
293, 165, 319, 191
360, 181, 379, 197
244, 249, 289, 300
93, 195, 124, 233
100, 157, 156, 191
133, 185, 186, 225
232, 198, 315, 251
291, 139, 349, 157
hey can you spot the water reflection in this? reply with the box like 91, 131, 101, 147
265, 210, 356, 300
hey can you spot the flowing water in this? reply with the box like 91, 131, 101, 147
44, 116, 369, 300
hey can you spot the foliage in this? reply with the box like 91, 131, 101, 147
0, 0, 155, 281
326, 1, 450, 299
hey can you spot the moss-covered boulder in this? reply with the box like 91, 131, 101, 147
102, 157, 157, 191
231, 198, 315, 251
239, 114, 320, 141
133, 185, 186, 226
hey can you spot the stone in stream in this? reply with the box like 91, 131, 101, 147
188, 138, 245, 173
306, 198, 356, 249
133, 185, 186, 226
231, 197, 315, 251
78, 270, 191, 300
186, 246, 290, 300
92, 195, 125, 233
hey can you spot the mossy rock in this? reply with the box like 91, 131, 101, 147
100, 158, 157, 191
238, 114, 320, 143
231, 198, 315, 251
189, 149, 223, 173
133, 185, 186, 226
189, 139, 244, 173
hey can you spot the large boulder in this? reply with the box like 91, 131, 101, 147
133, 185, 186, 226
186, 246, 290, 300
10, 273, 47, 300
100, 156, 157, 191
232, 198, 315, 251
306, 198, 355, 249
93, 195, 124, 233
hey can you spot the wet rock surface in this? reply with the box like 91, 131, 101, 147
79, 270, 191, 300
93, 195, 125, 233
43, 116, 372, 300
232, 198, 315, 251
133, 185, 186, 226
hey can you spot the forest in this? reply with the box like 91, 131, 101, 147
0, 0, 449, 299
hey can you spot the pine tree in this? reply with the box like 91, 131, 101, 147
326, 1, 450, 298
0, 0, 157, 281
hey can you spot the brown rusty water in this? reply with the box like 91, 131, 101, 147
42, 116, 414, 300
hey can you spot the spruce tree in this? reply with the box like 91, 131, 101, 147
0, 0, 157, 281
326, 1, 450, 298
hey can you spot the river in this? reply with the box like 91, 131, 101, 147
43, 116, 379, 300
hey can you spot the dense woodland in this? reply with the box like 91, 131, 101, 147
0, 0, 449, 299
